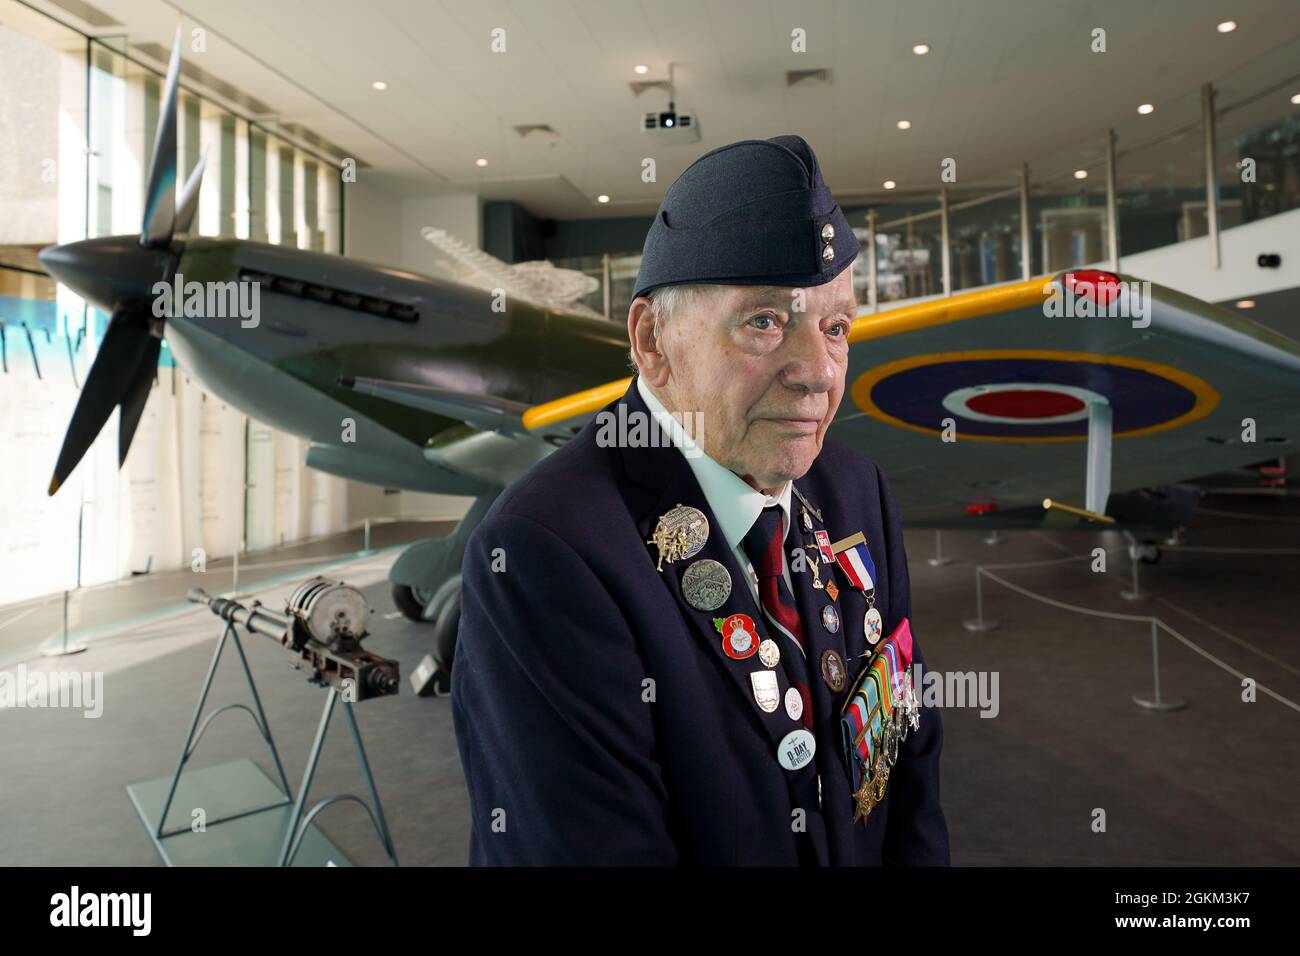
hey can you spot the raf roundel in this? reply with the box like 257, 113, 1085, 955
850, 350, 1218, 441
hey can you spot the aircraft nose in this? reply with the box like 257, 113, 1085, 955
39, 236, 174, 314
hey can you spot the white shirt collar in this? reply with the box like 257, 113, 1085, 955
636, 376, 793, 551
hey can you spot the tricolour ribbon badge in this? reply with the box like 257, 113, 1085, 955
829, 531, 876, 592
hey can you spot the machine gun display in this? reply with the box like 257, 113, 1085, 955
143, 576, 402, 866
188, 578, 399, 701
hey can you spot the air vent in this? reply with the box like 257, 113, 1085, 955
629, 80, 671, 97
240, 271, 419, 323
786, 69, 832, 87
514, 124, 558, 139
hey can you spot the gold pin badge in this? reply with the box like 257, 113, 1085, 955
647, 504, 709, 571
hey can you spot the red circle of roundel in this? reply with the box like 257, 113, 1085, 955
719, 613, 760, 660
965, 389, 1086, 419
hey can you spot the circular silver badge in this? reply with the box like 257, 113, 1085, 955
681, 558, 731, 611
650, 504, 710, 567
821, 604, 840, 634
758, 639, 781, 668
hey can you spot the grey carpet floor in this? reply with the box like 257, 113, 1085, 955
1, 492, 1296, 866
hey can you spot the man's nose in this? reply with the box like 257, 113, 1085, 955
779, 318, 838, 393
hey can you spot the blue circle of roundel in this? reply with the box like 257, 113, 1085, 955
871, 358, 1197, 438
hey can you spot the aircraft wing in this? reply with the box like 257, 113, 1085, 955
833, 271, 1300, 524
339, 375, 632, 488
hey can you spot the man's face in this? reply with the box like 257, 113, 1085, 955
652, 267, 856, 492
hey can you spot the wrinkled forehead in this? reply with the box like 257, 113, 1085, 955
714, 277, 858, 316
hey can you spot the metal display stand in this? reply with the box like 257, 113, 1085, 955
128, 580, 402, 866
155, 620, 293, 838
278, 685, 398, 867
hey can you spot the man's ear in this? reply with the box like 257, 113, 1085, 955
628, 297, 671, 387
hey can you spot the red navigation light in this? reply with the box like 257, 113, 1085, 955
1064, 269, 1122, 305
964, 501, 998, 516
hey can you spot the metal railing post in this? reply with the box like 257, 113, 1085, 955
601, 253, 611, 319
1105, 129, 1119, 271
1202, 82, 1221, 269
866, 208, 878, 313
1018, 163, 1032, 280
940, 187, 951, 296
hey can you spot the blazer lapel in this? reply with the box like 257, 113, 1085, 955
616, 382, 801, 755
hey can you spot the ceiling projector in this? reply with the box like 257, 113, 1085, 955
641, 106, 701, 144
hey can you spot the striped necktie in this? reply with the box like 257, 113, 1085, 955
742, 505, 813, 729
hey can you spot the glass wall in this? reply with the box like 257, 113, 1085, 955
875, 207, 944, 302
948, 189, 1022, 293
0, 0, 345, 622
1219, 86, 1300, 230
1114, 87, 1206, 256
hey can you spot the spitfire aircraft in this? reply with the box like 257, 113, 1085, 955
39, 34, 1300, 683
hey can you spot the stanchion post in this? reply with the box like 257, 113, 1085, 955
963, 567, 999, 632
927, 529, 953, 567
1133, 620, 1187, 712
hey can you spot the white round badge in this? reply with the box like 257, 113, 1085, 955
784, 687, 804, 722
777, 729, 816, 771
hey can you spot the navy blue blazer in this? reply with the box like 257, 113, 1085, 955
451, 378, 949, 865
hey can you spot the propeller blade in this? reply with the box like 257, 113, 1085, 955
173, 149, 208, 236
140, 26, 183, 247
117, 335, 163, 465
48, 304, 152, 495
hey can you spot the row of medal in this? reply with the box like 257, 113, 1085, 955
647, 491, 889, 776
842, 646, 922, 824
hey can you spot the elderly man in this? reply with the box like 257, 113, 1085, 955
451, 134, 949, 866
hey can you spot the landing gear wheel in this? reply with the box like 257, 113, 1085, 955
430, 574, 462, 673
391, 583, 437, 622
1139, 540, 1163, 565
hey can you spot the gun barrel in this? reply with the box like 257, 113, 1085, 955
187, 588, 292, 641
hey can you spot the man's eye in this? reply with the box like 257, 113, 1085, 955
748, 313, 777, 330
827, 320, 850, 337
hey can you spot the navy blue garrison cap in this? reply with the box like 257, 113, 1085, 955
631, 134, 858, 301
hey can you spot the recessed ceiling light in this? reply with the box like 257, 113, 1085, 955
475, 158, 488, 167
597, 194, 610, 203
1235, 299, 1256, 308
1073, 169, 1089, 180
883, 180, 897, 189
1137, 103, 1154, 114
634, 64, 649, 75
912, 43, 929, 55
1217, 20, 1237, 33
896, 119, 911, 130
372, 80, 388, 91
1291, 93, 1300, 105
